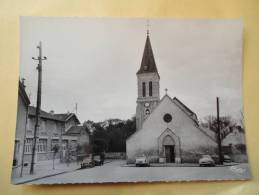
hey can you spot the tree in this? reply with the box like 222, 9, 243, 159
201, 115, 237, 139
88, 116, 136, 153
92, 124, 108, 153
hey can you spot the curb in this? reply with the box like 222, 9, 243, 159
14, 161, 113, 184
13, 168, 79, 185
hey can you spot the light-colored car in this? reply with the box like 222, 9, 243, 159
81, 154, 94, 169
135, 154, 150, 167
223, 154, 232, 163
93, 155, 104, 166
199, 155, 215, 167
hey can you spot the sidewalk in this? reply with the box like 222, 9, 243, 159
11, 159, 81, 184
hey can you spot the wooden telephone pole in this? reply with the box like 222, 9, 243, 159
216, 97, 224, 165
30, 42, 47, 174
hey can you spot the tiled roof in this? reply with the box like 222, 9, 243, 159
19, 80, 30, 106
137, 34, 159, 75
28, 106, 62, 121
28, 106, 80, 123
222, 130, 245, 146
63, 125, 89, 135
53, 113, 72, 121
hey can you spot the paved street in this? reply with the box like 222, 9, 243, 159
27, 160, 251, 184
12, 159, 81, 184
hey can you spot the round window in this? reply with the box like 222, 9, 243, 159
163, 113, 172, 123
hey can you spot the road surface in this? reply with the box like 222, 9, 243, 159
27, 160, 251, 184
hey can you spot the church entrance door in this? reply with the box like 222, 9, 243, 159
164, 145, 175, 163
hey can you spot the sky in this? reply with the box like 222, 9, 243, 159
20, 17, 243, 123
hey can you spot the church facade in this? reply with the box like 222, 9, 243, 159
126, 32, 217, 164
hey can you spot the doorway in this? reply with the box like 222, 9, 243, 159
164, 145, 175, 163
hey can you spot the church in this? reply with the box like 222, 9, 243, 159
126, 31, 217, 164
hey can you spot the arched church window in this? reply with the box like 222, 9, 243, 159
145, 109, 150, 115
149, 81, 152, 96
142, 82, 146, 97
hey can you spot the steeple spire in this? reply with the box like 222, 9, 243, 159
135, 21, 160, 130
137, 23, 159, 76
147, 19, 150, 36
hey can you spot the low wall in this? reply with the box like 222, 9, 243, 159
104, 152, 126, 159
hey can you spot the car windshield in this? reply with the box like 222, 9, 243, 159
136, 155, 146, 158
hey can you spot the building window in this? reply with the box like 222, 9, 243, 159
51, 139, 59, 150
142, 82, 146, 97
37, 139, 47, 152
62, 140, 68, 150
13, 140, 20, 165
71, 140, 77, 150
149, 81, 152, 96
14, 140, 20, 155
145, 109, 150, 116
25, 138, 33, 153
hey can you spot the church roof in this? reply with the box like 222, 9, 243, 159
172, 97, 198, 124
137, 34, 159, 75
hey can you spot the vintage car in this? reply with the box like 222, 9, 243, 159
80, 154, 94, 169
93, 155, 104, 166
199, 155, 215, 167
223, 154, 232, 163
135, 154, 150, 167
211, 154, 232, 163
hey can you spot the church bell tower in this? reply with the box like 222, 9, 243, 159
136, 30, 160, 130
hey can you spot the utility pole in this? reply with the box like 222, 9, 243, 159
30, 42, 47, 174
216, 97, 224, 165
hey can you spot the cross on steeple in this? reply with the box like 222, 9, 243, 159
165, 88, 168, 94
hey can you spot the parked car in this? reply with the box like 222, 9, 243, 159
135, 154, 150, 167
199, 155, 215, 167
81, 154, 94, 169
223, 154, 232, 163
93, 155, 104, 166
211, 154, 232, 163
